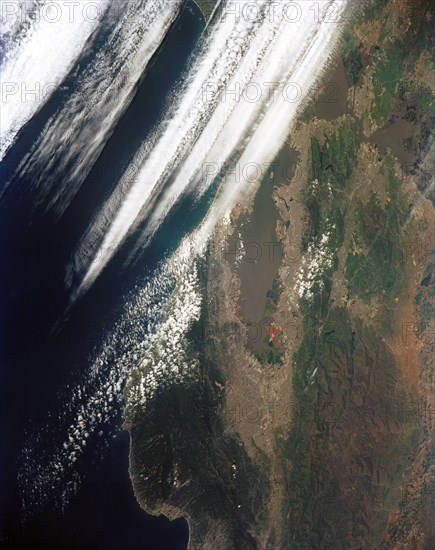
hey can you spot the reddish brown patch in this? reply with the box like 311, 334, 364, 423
267, 324, 281, 344
234, 306, 243, 320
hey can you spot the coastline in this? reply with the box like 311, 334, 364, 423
124, 8, 353, 549
191, 0, 219, 24
125, 1, 434, 547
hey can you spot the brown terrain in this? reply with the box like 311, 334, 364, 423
127, 0, 434, 548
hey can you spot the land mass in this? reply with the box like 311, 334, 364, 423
192, 0, 219, 23
127, 1, 434, 548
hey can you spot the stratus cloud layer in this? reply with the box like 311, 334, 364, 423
3, 0, 181, 212
18, 0, 350, 514
0, 0, 109, 160
71, 0, 350, 301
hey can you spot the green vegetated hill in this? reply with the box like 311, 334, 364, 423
126, 1, 434, 548
280, 0, 434, 547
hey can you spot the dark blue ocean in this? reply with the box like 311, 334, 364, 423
0, 2, 206, 548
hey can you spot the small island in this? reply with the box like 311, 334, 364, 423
192, 0, 219, 23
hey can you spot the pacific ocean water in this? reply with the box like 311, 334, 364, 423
0, 2, 206, 548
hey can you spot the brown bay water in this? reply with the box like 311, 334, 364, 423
312, 56, 351, 121
368, 118, 416, 164
233, 56, 349, 326
235, 144, 299, 324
